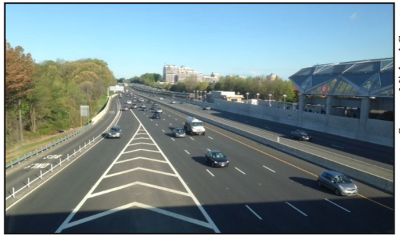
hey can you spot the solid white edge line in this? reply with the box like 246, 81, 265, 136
245, 205, 262, 220
325, 198, 351, 213
6, 97, 122, 210
55, 121, 142, 233
130, 110, 220, 233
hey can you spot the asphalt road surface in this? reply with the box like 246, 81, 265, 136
5, 93, 394, 233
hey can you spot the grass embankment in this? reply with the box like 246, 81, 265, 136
5, 95, 110, 165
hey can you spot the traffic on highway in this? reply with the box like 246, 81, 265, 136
5, 87, 394, 233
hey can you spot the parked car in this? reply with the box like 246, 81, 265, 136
108, 126, 122, 139
152, 113, 161, 119
203, 106, 211, 110
173, 128, 186, 138
121, 105, 129, 111
205, 150, 229, 168
291, 130, 311, 141
156, 108, 163, 113
317, 170, 358, 196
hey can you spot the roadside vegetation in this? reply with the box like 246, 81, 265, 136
6, 40, 116, 153
124, 73, 297, 103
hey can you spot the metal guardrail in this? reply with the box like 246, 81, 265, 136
5, 122, 93, 169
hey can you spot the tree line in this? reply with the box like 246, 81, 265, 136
6, 41, 116, 148
128, 74, 297, 102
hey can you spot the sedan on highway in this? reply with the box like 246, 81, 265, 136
108, 126, 122, 139
203, 106, 211, 110
171, 100, 176, 104
317, 170, 358, 196
130, 104, 137, 109
205, 150, 229, 168
173, 128, 186, 138
156, 108, 163, 113
291, 130, 311, 141
152, 113, 161, 119
121, 105, 129, 111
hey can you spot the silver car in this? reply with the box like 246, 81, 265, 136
317, 170, 358, 196
173, 128, 186, 138
108, 126, 122, 139
156, 108, 163, 113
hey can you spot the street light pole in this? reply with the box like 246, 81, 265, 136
256, 93, 260, 101
246, 92, 249, 103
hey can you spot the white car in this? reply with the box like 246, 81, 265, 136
156, 108, 163, 113
171, 100, 176, 104
127, 100, 132, 104
159, 97, 163, 100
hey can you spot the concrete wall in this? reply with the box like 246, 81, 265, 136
212, 99, 393, 147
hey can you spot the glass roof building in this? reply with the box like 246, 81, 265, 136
289, 58, 393, 98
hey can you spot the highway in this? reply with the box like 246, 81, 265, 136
5, 92, 394, 233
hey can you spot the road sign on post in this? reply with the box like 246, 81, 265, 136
80, 105, 89, 127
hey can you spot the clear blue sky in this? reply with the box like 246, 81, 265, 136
6, 3, 394, 80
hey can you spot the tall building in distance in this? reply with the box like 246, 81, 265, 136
163, 65, 218, 83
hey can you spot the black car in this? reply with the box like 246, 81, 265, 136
205, 150, 229, 168
291, 130, 311, 141
142, 107, 148, 111
152, 113, 161, 119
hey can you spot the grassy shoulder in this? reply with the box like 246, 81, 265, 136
5, 128, 80, 164
6, 95, 110, 165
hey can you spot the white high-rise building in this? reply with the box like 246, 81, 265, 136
163, 65, 204, 83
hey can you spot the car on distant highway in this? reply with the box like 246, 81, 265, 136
291, 130, 311, 141
156, 108, 163, 113
142, 106, 148, 111
203, 106, 211, 110
173, 128, 186, 138
317, 170, 358, 196
130, 104, 137, 109
180, 101, 184, 104
152, 113, 161, 119
127, 100, 132, 104
108, 126, 122, 139
205, 150, 229, 168
171, 100, 176, 104
159, 97, 163, 100
121, 105, 129, 111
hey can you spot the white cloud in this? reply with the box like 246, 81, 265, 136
350, 12, 357, 20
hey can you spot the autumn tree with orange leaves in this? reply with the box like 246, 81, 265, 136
6, 40, 35, 143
